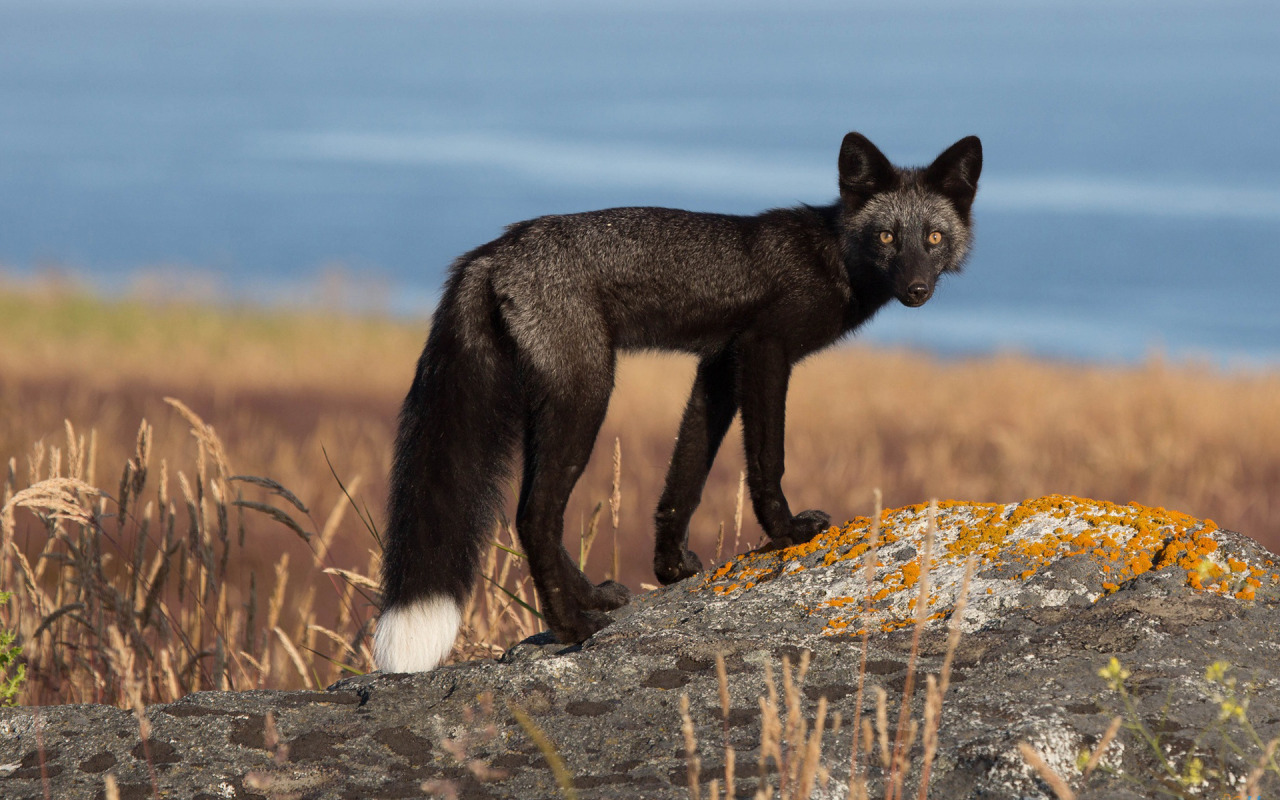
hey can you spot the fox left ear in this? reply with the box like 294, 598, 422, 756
924, 136, 982, 219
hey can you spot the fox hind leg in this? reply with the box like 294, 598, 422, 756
654, 348, 740, 584
515, 351, 630, 644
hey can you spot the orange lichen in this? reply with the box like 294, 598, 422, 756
695, 494, 1272, 638
900, 562, 921, 587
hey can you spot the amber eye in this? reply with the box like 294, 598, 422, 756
928, 231, 943, 245
878, 231, 894, 244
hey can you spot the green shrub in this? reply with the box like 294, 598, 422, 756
0, 590, 26, 705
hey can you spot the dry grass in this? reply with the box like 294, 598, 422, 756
2, 282, 1279, 706
1, 403, 372, 706
679, 502, 977, 799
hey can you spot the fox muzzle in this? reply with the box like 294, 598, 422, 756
898, 279, 934, 307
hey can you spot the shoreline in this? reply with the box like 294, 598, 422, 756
4, 273, 1279, 371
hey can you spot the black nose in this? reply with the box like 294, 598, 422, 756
905, 281, 931, 305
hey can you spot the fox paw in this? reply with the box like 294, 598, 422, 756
785, 509, 832, 544
554, 609, 614, 645
587, 579, 632, 610
654, 548, 703, 585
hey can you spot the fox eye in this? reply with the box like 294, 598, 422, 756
928, 231, 943, 245
878, 231, 894, 245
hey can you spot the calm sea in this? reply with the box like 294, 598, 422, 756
2, 0, 1278, 363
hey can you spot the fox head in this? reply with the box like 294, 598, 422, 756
837, 133, 982, 307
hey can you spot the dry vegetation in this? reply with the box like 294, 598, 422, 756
2, 280, 1279, 708
673, 503, 980, 800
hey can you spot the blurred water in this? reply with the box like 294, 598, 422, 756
1, 0, 1277, 363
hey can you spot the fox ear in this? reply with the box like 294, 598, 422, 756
838, 132, 897, 202
924, 136, 982, 218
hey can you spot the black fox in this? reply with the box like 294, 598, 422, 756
374, 132, 982, 672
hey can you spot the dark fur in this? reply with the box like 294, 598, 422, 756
381, 133, 982, 646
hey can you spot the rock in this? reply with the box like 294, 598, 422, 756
2, 495, 1278, 799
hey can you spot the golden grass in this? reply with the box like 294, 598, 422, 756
679, 507, 976, 800
2, 283, 1279, 706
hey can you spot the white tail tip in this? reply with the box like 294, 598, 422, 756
373, 594, 462, 673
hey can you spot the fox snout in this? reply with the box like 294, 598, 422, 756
900, 280, 933, 307
895, 261, 937, 307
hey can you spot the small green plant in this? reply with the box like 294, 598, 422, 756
0, 590, 26, 705
1092, 657, 1279, 798
1023, 657, 1279, 799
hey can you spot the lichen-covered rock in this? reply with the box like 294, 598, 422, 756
2, 496, 1278, 799
697, 494, 1272, 638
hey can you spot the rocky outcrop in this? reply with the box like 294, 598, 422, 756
3, 496, 1278, 799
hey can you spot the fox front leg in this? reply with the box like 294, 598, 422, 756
737, 338, 832, 546
654, 349, 739, 584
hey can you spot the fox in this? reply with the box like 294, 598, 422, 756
373, 132, 982, 673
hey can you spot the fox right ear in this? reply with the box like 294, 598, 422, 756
838, 132, 897, 202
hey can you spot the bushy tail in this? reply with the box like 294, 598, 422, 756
373, 269, 520, 673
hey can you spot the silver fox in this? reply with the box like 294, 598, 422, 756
375, 132, 982, 672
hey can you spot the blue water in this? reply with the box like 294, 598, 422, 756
2, 0, 1278, 364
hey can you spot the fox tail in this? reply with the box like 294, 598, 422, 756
373, 264, 520, 672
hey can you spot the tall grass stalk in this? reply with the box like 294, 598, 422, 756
0, 402, 545, 705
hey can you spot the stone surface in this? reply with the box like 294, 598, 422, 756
2, 496, 1279, 799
